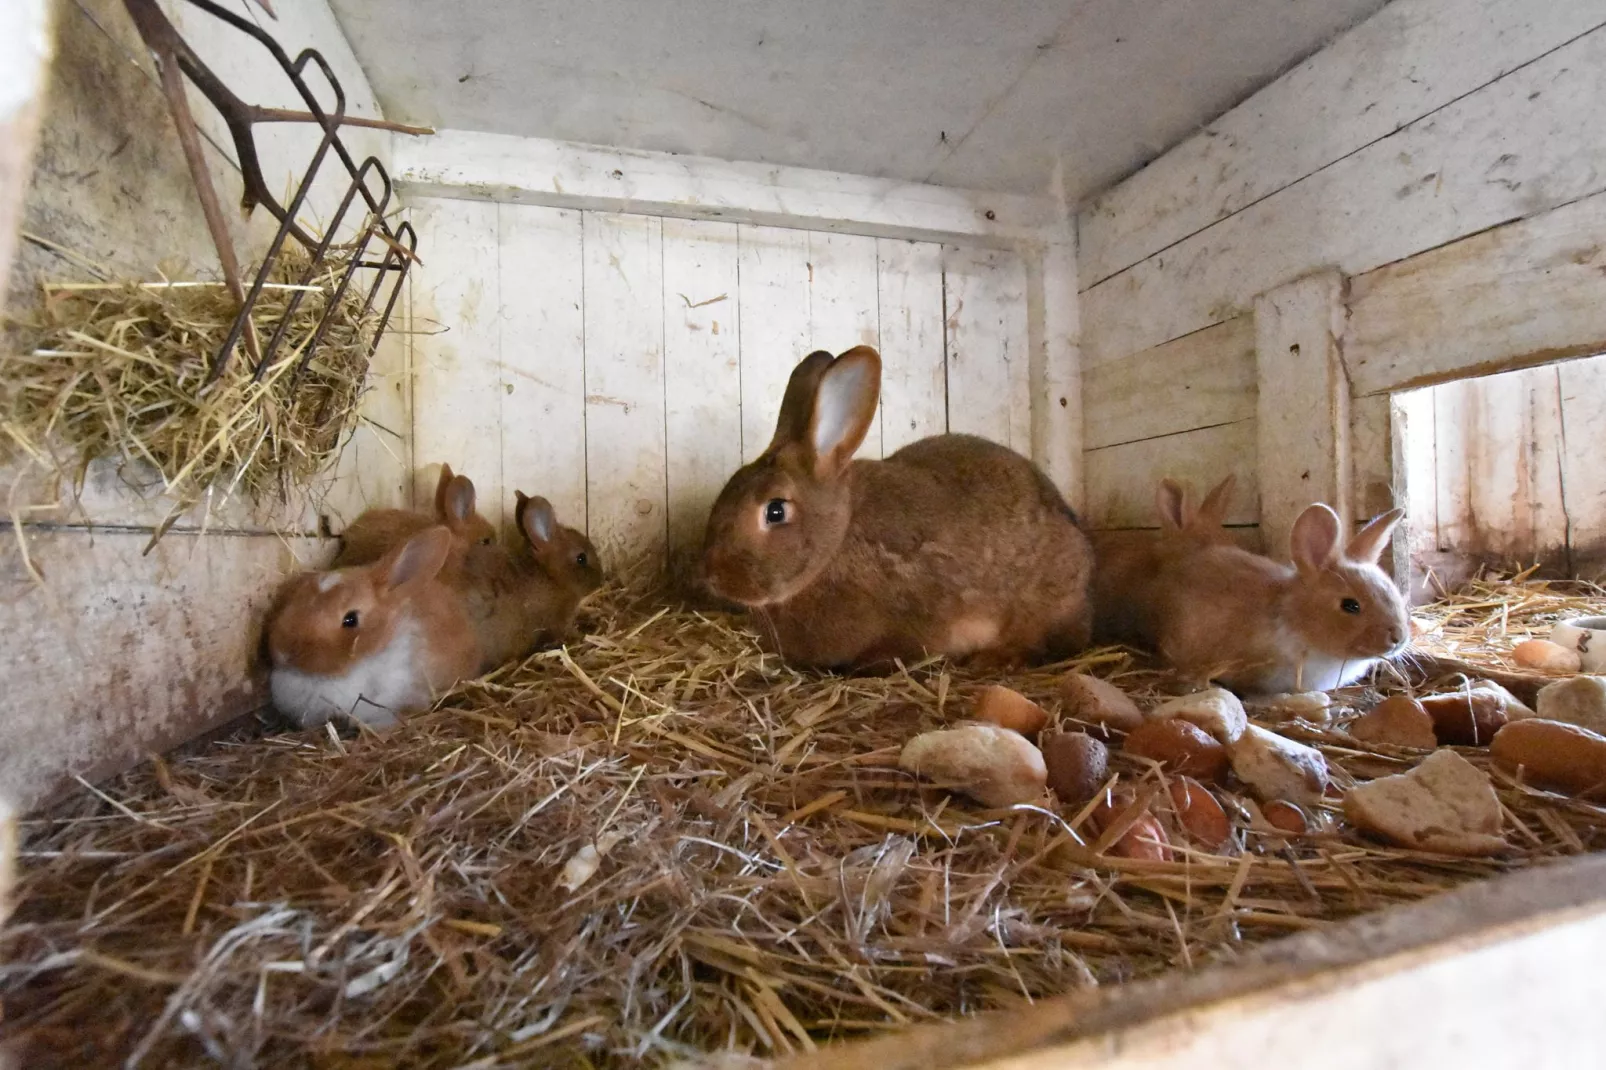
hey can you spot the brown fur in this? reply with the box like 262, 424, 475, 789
453, 493, 606, 669
701, 346, 1094, 670
267, 527, 482, 714
333, 464, 498, 572
1097, 482, 1409, 694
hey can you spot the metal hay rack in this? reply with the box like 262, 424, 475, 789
122, 0, 428, 386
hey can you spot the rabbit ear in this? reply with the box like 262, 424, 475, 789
518, 494, 558, 547
1196, 474, 1236, 529
1155, 479, 1188, 530
808, 346, 881, 479
439, 474, 477, 528
1346, 507, 1404, 564
380, 526, 451, 590
1290, 503, 1343, 572
434, 464, 456, 516
765, 350, 837, 455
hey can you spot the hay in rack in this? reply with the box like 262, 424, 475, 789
1, 242, 382, 537
3, 576, 1605, 1067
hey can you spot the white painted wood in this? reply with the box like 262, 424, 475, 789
1031, 235, 1083, 504
582, 211, 666, 573
1347, 189, 1606, 396
943, 244, 1032, 453
806, 230, 882, 457
1079, 0, 1606, 284
662, 216, 743, 576
736, 224, 812, 461
409, 196, 506, 525
498, 203, 587, 528
1393, 389, 1438, 572
0, 529, 328, 810
1085, 420, 1259, 530
1254, 271, 1350, 554
0, 0, 48, 317
394, 130, 1055, 247
1081, 23, 1606, 368
1082, 317, 1256, 451
875, 239, 948, 456
1559, 356, 1606, 570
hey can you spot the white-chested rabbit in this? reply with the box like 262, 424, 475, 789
700, 346, 1093, 670
267, 526, 481, 728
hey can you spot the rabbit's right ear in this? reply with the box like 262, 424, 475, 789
807, 346, 881, 479
1290, 503, 1343, 572
765, 350, 837, 455
1196, 474, 1236, 529
381, 526, 452, 590
1155, 479, 1188, 531
439, 474, 477, 529
517, 494, 558, 547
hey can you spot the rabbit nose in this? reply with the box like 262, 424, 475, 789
1387, 624, 1406, 647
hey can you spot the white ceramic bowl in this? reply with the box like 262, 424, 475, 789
1551, 616, 1606, 673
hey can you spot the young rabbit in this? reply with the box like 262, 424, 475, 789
456, 492, 606, 668
1093, 474, 1239, 643
1106, 492, 1409, 694
700, 345, 1094, 670
267, 526, 481, 728
333, 464, 497, 571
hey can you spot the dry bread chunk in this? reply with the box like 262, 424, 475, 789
1343, 749, 1506, 856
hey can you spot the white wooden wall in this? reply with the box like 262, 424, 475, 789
1077, 0, 1606, 563
407, 197, 1031, 576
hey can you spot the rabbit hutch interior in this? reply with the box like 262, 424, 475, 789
4, 0, 1606, 1065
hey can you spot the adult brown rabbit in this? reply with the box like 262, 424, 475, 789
700, 345, 1094, 670
1101, 485, 1409, 694
333, 464, 497, 572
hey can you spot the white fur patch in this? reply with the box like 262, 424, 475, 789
316, 572, 341, 593
944, 616, 1001, 656
1266, 641, 1376, 693
270, 621, 428, 729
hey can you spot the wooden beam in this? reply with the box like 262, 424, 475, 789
0, 0, 51, 316
1079, 0, 1606, 285
1082, 316, 1255, 451
394, 129, 1057, 249
768, 854, 1606, 1070
1255, 271, 1350, 556
1346, 188, 1606, 396
1029, 235, 1082, 506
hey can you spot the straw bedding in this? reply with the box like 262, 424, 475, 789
3, 575, 1604, 1067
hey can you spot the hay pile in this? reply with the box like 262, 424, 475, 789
4, 578, 1605, 1067
1, 243, 381, 534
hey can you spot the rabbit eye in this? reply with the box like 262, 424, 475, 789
762, 498, 792, 528
342, 610, 360, 629
575, 551, 588, 568
1340, 597, 1362, 615
480, 536, 494, 546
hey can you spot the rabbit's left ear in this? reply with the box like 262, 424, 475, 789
807, 346, 881, 479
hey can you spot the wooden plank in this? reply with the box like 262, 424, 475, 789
1084, 421, 1259, 530
1347, 189, 1606, 396
0, 528, 328, 810
0, 0, 49, 315
1081, 24, 1606, 368
779, 855, 1606, 1070
409, 196, 506, 525
1432, 379, 1474, 556
807, 231, 882, 457
393, 129, 1056, 248
1383, 389, 1434, 594
736, 225, 812, 461
582, 211, 666, 574
943, 245, 1031, 452
662, 217, 743, 578
1083, 317, 1255, 450
1560, 355, 1606, 574
498, 203, 587, 528
1079, 0, 1606, 284
875, 239, 947, 455
1034, 237, 1082, 505
1254, 271, 1350, 553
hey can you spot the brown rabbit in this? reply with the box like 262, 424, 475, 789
1103, 490, 1409, 694
456, 492, 606, 668
1093, 474, 1239, 643
700, 346, 1094, 670
267, 526, 482, 728
334, 464, 498, 571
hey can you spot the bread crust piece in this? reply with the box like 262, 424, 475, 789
1344, 749, 1507, 856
